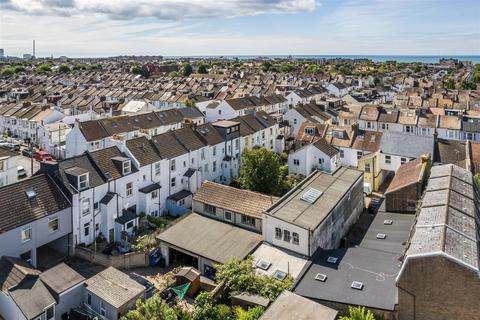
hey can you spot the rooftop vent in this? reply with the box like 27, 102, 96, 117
383, 219, 393, 225
315, 273, 327, 282
273, 270, 287, 281
255, 259, 271, 271
376, 233, 387, 239
327, 256, 338, 264
301, 188, 323, 204
25, 189, 37, 200
351, 281, 364, 290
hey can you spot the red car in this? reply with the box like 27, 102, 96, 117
33, 150, 53, 162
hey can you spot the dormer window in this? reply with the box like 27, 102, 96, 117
123, 160, 131, 175
78, 173, 89, 190
305, 127, 314, 135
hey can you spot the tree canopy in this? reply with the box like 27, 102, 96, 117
192, 292, 232, 320
339, 306, 378, 320
59, 64, 71, 73
121, 294, 179, 320
215, 256, 293, 300
238, 147, 281, 195
182, 63, 193, 77
197, 63, 209, 74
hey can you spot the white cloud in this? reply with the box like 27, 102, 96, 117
0, 0, 317, 19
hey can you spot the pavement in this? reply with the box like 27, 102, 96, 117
17, 155, 40, 178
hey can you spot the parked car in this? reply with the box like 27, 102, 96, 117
0, 142, 20, 151
22, 149, 35, 158
33, 150, 53, 162
17, 166, 27, 178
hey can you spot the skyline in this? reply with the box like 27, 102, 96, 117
1, 0, 479, 57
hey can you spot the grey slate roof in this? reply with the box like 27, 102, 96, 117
0, 174, 71, 234
405, 164, 479, 271
379, 131, 434, 158
39, 263, 85, 296
10, 277, 56, 320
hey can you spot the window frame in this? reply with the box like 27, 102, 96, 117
21, 226, 32, 243
48, 217, 59, 233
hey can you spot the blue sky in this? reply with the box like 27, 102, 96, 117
0, 0, 479, 57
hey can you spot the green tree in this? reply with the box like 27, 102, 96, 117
197, 63, 209, 74
0, 68, 15, 76
192, 292, 231, 320
305, 64, 322, 74
182, 63, 193, 77
121, 294, 179, 320
215, 257, 294, 300
339, 306, 376, 320
37, 64, 52, 73
169, 71, 180, 78
59, 64, 70, 73
460, 80, 477, 90
280, 63, 294, 73
474, 174, 480, 189
14, 66, 26, 73
238, 147, 281, 195
444, 77, 455, 89
234, 306, 264, 320
261, 61, 272, 72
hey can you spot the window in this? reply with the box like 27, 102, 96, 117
171, 177, 176, 188
235, 139, 239, 150
293, 119, 297, 125
192, 157, 195, 164
81, 198, 90, 215
204, 204, 216, 215
385, 155, 391, 164
275, 227, 282, 240
305, 127, 314, 135
292, 232, 299, 245
405, 125, 413, 133
204, 164, 208, 172
364, 163, 371, 173
283, 230, 291, 242
126, 221, 134, 229
46, 306, 54, 320
94, 202, 99, 211
218, 110, 222, 115
293, 159, 300, 166
343, 119, 348, 125
78, 173, 89, 190
381, 123, 389, 130
213, 146, 217, 156
84, 223, 90, 237
401, 157, 407, 164
170, 159, 176, 171
224, 211, 232, 221
261, 132, 265, 140
155, 162, 161, 176
95, 223, 99, 231
100, 302, 106, 317
126, 182, 133, 197
151, 190, 158, 199
213, 161, 217, 172
357, 151, 363, 159
466, 133, 476, 141
340, 150, 344, 158
201, 148, 205, 160
48, 217, 59, 233
366, 121, 372, 129
87, 293, 92, 305
241, 215, 255, 226
21, 227, 32, 243
122, 160, 131, 175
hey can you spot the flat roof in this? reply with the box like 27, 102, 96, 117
260, 291, 337, 320
252, 243, 309, 279
157, 213, 262, 264
266, 167, 363, 230
293, 247, 400, 311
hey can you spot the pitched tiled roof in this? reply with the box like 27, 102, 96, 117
313, 138, 339, 158
126, 136, 162, 166
193, 181, 278, 219
385, 157, 427, 194
0, 174, 71, 234
85, 267, 144, 309
0, 256, 40, 293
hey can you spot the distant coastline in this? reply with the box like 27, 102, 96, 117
166, 55, 480, 64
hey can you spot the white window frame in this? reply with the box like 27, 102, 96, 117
126, 182, 133, 197
154, 162, 161, 176
122, 161, 131, 175
78, 173, 89, 190
48, 216, 59, 233
81, 198, 90, 215
21, 226, 32, 243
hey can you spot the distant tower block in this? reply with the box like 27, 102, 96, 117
33, 40, 35, 58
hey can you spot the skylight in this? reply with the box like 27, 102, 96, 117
351, 281, 364, 290
376, 233, 387, 239
327, 256, 338, 264
383, 219, 393, 225
301, 188, 323, 204
255, 259, 271, 271
273, 270, 287, 281
315, 273, 327, 282
25, 189, 37, 200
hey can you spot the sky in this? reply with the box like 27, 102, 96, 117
0, 0, 479, 57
